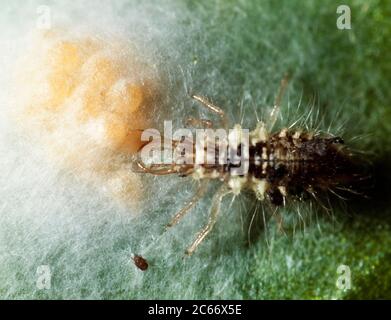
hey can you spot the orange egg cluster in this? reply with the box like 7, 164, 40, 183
14, 30, 159, 206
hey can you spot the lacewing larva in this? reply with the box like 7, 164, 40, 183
133, 76, 368, 255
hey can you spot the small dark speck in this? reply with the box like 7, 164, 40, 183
133, 254, 148, 271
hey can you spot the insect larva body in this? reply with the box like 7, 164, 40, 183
181, 125, 356, 207
229, 127, 353, 206
134, 78, 367, 256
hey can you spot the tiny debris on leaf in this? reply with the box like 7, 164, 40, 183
133, 254, 148, 271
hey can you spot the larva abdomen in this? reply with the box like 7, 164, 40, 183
247, 128, 361, 205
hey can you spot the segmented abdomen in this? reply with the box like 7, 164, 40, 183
247, 129, 359, 205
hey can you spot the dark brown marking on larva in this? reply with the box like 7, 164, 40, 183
133, 255, 148, 271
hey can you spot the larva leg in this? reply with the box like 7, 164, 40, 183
191, 94, 228, 129
267, 74, 290, 130
273, 209, 286, 235
166, 180, 209, 228
185, 184, 231, 256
